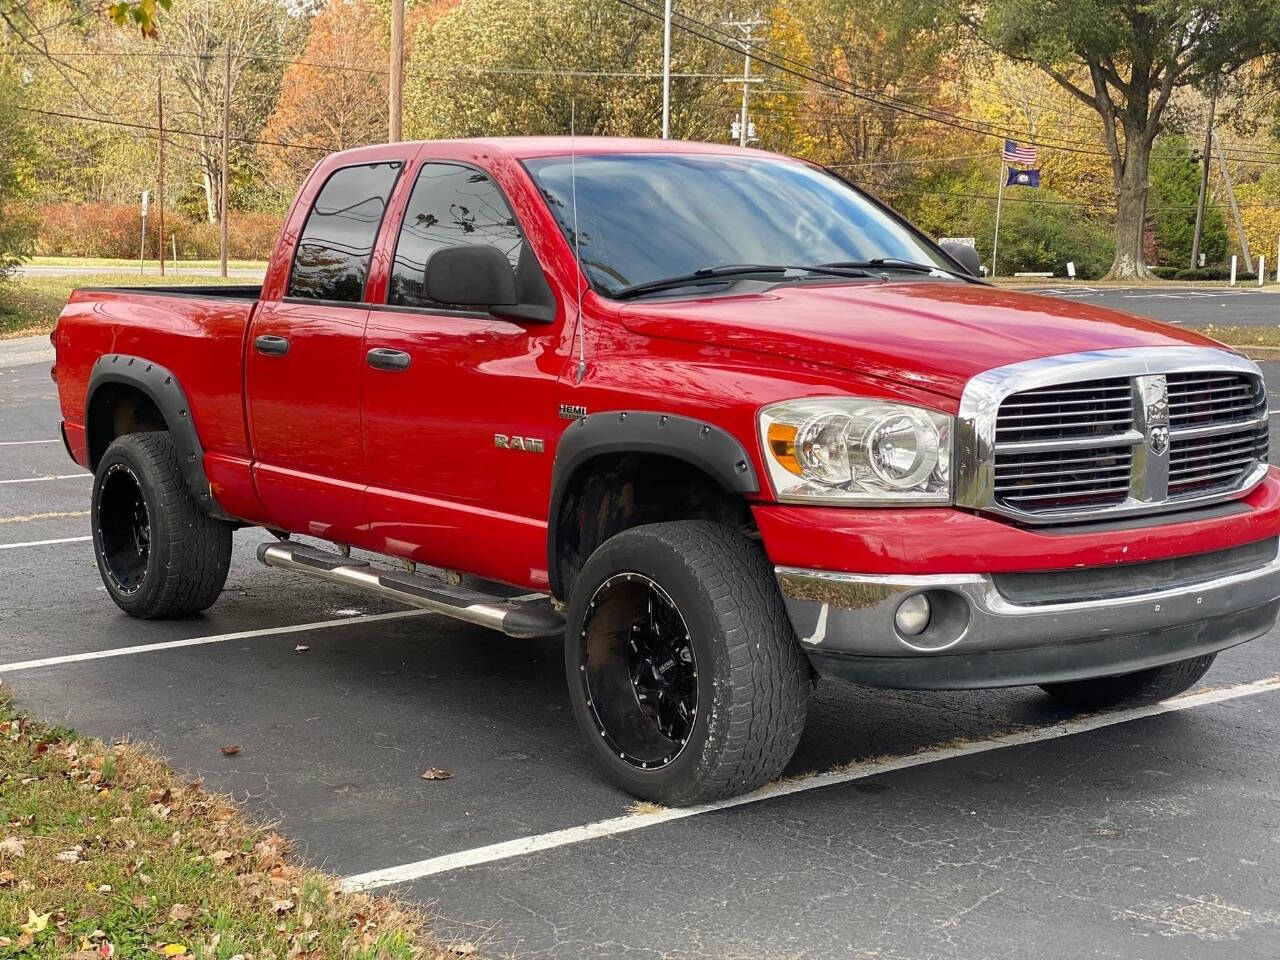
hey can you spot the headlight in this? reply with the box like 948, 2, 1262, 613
760, 398, 952, 504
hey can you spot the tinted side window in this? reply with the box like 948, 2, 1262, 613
288, 161, 401, 302
389, 163, 524, 307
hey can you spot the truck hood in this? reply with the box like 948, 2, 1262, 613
617, 281, 1223, 400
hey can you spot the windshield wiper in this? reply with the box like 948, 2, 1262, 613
611, 263, 870, 300
814, 259, 979, 282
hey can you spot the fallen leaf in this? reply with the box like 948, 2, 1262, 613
452, 943, 478, 957
20, 908, 50, 934
220, 745, 240, 757
160, 944, 187, 957
421, 767, 452, 781
131, 895, 150, 909
271, 898, 294, 914
0, 870, 15, 886
55, 846, 84, 863
209, 850, 233, 866
168, 903, 193, 923
293, 644, 309, 653
352, 912, 369, 934
0, 837, 24, 858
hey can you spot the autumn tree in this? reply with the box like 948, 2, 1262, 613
258, 0, 388, 194
943, 0, 1280, 279
164, 0, 289, 222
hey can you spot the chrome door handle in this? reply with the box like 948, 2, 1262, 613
254, 334, 290, 356
366, 348, 411, 371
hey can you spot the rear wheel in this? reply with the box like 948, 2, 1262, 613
92, 432, 232, 619
1039, 654, 1216, 709
565, 521, 810, 805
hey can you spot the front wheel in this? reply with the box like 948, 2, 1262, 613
565, 521, 810, 805
91, 432, 232, 619
1039, 654, 1216, 709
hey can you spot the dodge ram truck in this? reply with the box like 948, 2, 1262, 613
52, 137, 1280, 804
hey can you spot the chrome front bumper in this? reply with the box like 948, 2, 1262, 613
776, 548, 1280, 690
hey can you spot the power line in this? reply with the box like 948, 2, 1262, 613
14, 104, 326, 152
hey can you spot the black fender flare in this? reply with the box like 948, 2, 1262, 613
86, 354, 227, 519
547, 411, 760, 598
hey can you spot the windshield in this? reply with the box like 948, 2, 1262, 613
524, 153, 953, 297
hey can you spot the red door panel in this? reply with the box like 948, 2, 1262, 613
246, 299, 371, 545
360, 309, 560, 587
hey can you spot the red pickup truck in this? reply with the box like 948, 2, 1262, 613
53, 138, 1280, 804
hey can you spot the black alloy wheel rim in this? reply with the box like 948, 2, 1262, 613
579, 573, 698, 769
98, 463, 151, 594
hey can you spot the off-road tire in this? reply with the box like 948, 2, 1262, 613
91, 432, 232, 619
1039, 654, 1217, 709
565, 520, 810, 805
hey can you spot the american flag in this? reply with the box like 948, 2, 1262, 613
1002, 139, 1037, 165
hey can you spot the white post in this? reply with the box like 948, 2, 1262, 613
1230, 254, 1237, 285
1259, 256, 1265, 287
991, 162, 1006, 278
1066, 261, 1076, 280
661, 0, 672, 139
1275, 236, 1279, 282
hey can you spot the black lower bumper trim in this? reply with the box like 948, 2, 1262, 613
807, 599, 1279, 690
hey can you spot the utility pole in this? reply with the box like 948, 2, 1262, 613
389, 0, 404, 142
1191, 94, 1216, 270
220, 45, 230, 279
156, 72, 165, 278
661, 0, 672, 139
722, 15, 764, 147
1213, 129, 1253, 274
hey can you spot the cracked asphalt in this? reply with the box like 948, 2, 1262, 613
3, 324, 1280, 958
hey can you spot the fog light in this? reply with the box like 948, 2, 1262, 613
895, 594, 932, 636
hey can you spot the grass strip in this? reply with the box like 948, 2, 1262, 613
0, 691, 472, 959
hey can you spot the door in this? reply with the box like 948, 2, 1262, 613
361, 161, 561, 587
246, 159, 402, 544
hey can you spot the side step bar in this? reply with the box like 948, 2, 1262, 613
256, 542, 564, 639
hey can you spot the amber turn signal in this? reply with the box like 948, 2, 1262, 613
766, 422, 802, 476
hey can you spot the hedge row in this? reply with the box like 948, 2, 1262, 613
34, 204, 281, 261
1173, 265, 1259, 281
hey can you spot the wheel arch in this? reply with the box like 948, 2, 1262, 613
548, 412, 761, 599
85, 354, 226, 519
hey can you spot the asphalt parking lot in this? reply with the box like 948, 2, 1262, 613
5, 334, 1280, 958
1016, 285, 1280, 327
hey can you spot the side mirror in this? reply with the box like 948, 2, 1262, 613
425, 245, 518, 307
939, 241, 982, 278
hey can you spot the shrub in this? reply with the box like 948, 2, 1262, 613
1173, 265, 1257, 281
1150, 266, 1180, 280
35, 204, 281, 261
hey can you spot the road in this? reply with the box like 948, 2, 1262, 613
4, 337, 1280, 958
1015, 284, 1280, 327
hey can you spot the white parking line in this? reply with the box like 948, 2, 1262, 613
0, 535, 91, 550
0, 608, 428, 674
0, 473, 88, 485
341, 674, 1280, 892
0, 439, 59, 446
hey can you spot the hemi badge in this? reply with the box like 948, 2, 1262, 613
559, 403, 588, 421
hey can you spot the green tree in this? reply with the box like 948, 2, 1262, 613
403, 0, 737, 142
964, 188, 1114, 278
0, 59, 37, 282
944, 0, 1280, 279
1149, 132, 1226, 267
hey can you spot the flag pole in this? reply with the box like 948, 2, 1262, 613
991, 160, 1006, 278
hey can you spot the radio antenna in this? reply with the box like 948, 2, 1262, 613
570, 99, 586, 384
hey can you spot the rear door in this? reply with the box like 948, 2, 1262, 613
246, 159, 403, 544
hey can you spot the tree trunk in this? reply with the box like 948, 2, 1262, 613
1106, 138, 1156, 280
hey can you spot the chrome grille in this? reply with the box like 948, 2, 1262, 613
1169, 425, 1269, 496
962, 351, 1270, 523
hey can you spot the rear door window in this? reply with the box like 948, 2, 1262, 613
288, 161, 402, 302
388, 162, 524, 307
